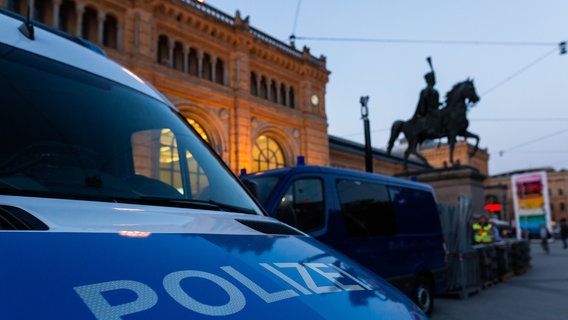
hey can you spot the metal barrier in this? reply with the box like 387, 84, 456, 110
439, 195, 532, 298
446, 251, 480, 299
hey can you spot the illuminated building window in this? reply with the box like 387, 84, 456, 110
158, 129, 209, 197
158, 129, 182, 192
185, 119, 210, 194
253, 135, 285, 172
186, 118, 209, 142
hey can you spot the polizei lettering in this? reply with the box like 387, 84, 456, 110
74, 262, 375, 319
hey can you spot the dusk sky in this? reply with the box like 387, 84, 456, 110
207, 0, 568, 175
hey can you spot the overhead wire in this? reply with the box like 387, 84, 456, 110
499, 128, 568, 156
289, 0, 302, 43
480, 47, 558, 97
472, 118, 568, 122
294, 36, 558, 47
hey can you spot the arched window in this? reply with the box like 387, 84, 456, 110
252, 135, 285, 172
185, 118, 210, 194
250, 72, 258, 96
259, 76, 268, 99
157, 35, 169, 65
173, 41, 184, 71
270, 81, 278, 103
82, 6, 98, 43
202, 53, 212, 80
158, 129, 182, 192
279, 83, 286, 106
215, 58, 224, 85
7, 0, 23, 14
103, 14, 118, 49
33, 0, 46, 23
59, 0, 76, 33
289, 87, 296, 109
186, 118, 209, 142
561, 202, 566, 212
187, 48, 199, 76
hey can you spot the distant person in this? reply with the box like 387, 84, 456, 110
492, 225, 502, 242
559, 218, 568, 249
473, 215, 494, 243
539, 224, 551, 254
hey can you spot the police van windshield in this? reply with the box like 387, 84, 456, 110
0, 43, 261, 215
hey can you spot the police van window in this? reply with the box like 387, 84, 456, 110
131, 129, 210, 198
276, 178, 325, 232
242, 175, 283, 207
0, 43, 261, 215
336, 180, 396, 237
389, 186, 441, 234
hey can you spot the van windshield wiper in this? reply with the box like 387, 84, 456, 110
131, 197, 257, 215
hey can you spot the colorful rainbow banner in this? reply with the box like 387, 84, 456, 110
511, 171, 551, 239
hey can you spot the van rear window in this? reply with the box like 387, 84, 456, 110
336, 179, 396, 237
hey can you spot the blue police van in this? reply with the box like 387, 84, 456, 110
241, 165, 447, 316
0, 8, 427, 319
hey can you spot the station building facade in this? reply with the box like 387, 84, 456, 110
9, 0, 559, 224
2, 0, 330, 175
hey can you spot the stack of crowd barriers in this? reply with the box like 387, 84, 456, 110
439, 195, 532, 299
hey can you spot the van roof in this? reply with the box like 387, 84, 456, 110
244, 165, 433, 191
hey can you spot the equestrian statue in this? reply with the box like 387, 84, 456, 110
387, 57, 481, 170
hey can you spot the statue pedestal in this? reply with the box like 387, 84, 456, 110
396, 166, 486, 215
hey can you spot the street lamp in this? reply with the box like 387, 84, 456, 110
360, 96, 373, 173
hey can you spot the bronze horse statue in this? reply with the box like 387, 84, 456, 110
387, 79, 480, 170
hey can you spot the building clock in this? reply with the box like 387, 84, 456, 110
310, 93, 319, 107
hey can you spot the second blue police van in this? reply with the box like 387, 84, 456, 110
242, 165, 447, 316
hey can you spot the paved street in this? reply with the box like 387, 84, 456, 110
432, 240, 568, 320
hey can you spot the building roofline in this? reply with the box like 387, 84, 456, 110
490, 167, 555, 178
329, 135, 429, 170
178, 0, 326, 68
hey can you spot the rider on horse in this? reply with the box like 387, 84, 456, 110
413, 71, 441, 121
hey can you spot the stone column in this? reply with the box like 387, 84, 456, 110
167, 38, 174, 68
211, 55, 218, 83
275, 81, 282, 104
223, 60, 229, 86
75, 3, 85, 37
197, 50, 204, 78
97, 11, 105, 45
117, 22, 124, 52
266, 78, 273, 101
255, 73, 262, 97
284, 84, 290, 107
51, 0, 61, 29
183, 44, 190, 73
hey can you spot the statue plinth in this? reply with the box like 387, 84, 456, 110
396, 166, 486, 215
